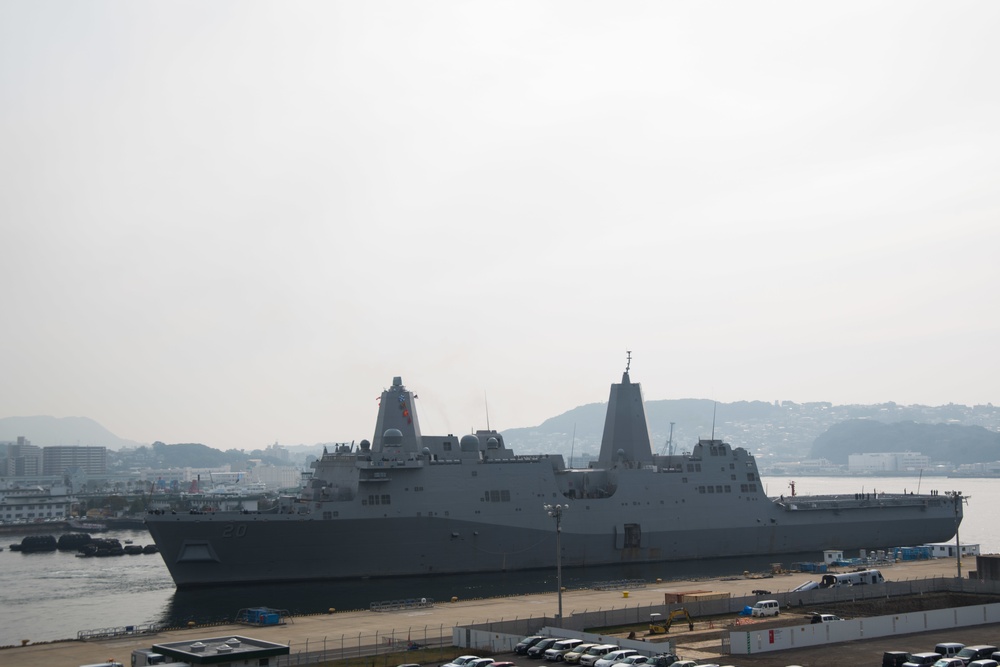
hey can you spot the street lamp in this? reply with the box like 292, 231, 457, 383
543, 503, 568, 621
948, 491, 967, 578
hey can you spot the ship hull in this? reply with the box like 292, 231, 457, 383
145, 497, 958, 588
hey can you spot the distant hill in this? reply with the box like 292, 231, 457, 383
140, 442, 288, 468
0, 416, 143, 450
810, 420, 1000, 464
3, 397, 998, 468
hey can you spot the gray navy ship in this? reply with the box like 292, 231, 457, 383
145, 364, 963, 588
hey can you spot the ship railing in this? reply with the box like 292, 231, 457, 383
778, 494, 942, 510
77, 623, 162, 640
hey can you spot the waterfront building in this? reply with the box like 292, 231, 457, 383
0, 483, 75, 522
848, 451, 930, 473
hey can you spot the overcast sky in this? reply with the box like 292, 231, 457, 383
2, 1, 998, 451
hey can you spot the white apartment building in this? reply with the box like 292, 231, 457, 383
848, 452, 930, 473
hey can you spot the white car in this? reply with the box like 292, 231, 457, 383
595, 650, 639, 667
545, 639, 585, 662
579, 645, 620, 667
611, 656, 650, 667
442, 656, 481, 667
564, 644, 600, 664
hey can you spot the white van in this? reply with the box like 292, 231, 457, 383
751, 599, 780, 617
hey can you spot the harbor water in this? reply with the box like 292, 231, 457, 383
0, 475, 991, 647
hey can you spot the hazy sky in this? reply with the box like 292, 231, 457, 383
2, 2, 998, 451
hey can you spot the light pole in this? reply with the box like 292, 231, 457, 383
543, 503, 568, 621
948, 491, 966, 578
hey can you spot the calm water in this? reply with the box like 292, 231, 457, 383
0, 475, 992, 646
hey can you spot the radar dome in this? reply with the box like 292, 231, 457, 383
383, 429, 403, 446
487, 436, 499, 449
359, 439, 371, 452
460, 434, 480, 452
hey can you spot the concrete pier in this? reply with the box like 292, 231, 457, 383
3, 557, 986, 667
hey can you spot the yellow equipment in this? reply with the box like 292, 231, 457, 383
648, 609, 694, 634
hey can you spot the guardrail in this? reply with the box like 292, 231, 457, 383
276, 626, 451, 666
78, 623, 162, 640
370, 598, 436, 612
591, 579, 648, 591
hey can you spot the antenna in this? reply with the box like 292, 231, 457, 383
569, 424, 576, 468
711, 402, 717, 441
625, 350, 632, 373
660, 421, 675, 456
484, 391, 490, 431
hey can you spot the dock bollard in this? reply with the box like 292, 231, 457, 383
623, 591, 629, 598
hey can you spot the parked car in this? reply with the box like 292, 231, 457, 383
646, 655, 679, 667
595, 649, 638, 667
937, 644, 967, 659
647, 655, 679, 667
467, 659, 495, 667
959, 647, 1000, 665
932, 659, 965, 667
750, 599, 780, 617
442, 656, 481, 667
563, 644, 599, 664
883, 652, 911, 667
969, 661, 999, 667
578, 645, 620, 667
665, 661, 698, 667
545, 639, 585, 662
903, 654, 943, 667
809, 613, 843, 623
528, 639, 563, 659
610, 656, 650, 667
516, 637, 547, 655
